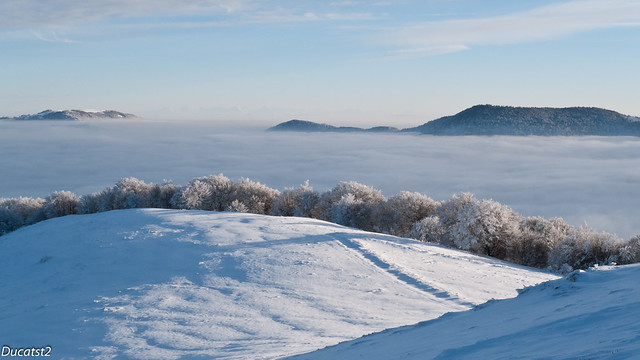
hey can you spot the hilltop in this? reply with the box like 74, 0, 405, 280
405, 105, 640, 136
0, 209, 555, 359
269, 105, 640, 136
1, 109, 136, 120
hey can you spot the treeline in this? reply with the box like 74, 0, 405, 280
1, 175, 639, 272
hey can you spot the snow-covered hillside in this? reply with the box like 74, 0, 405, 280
292, 264, 640, 360
0, 209, 557, 359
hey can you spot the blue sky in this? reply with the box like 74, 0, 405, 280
1, 0, 640, 126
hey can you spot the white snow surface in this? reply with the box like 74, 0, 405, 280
292, 264, 640, 360
0, 209, 557, 359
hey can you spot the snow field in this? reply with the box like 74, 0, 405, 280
0, 209, 558, 359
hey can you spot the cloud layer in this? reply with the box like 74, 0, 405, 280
2, 119, 640, 238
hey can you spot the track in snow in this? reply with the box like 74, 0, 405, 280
334, 234, 475, 307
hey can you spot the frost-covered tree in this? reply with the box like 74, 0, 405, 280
409, 216, 446, 244
548, 226, 624, 272
29, 191, 79, 223
510, 217, 574, 267
226, 199, 249, 213
0, 206, 23, 235
171, 174, 235, 211
231, 178, 280, 214
313, 182, 385, 230
0, 197, 45, 235
270, 181, 319, 217
170, 175, 278, 214
0, 197, 45, 225
172, 177, 213, 210
109, 177, 153, 210
374, 191, 438, 237
328, 193, 377, 230
436, 193, 522, 259
618, 234, 640, 264
86, 177, 155, 212
77, 178, 174, 214
76, 192, 102, 214
435, 192, 477, 247
315, 181, 385, 223
146, 181, 180, 209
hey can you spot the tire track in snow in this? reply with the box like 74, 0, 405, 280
334, 234, 475, 308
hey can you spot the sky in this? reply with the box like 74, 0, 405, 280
1, 0, 640, 126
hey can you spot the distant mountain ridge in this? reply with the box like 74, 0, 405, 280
2, 109, 136, 120
268, 119, 399, 133
270, 105, 640, 136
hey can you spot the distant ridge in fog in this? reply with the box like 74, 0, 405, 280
2, 109, 136, 120
270, 105, 640, 136
268, 119, 399, 133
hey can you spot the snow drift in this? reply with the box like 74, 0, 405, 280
0, 209, 556, 359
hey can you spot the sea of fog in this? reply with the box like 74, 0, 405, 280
1, 118, 639, 238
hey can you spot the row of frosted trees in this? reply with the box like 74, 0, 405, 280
2, 175, 639, 272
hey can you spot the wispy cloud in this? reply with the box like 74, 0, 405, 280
385, 0, 640, 58
0, 0, 252, 28
30, 30, 78, 43
0, 0, 373, 30
384, 44, 469, 59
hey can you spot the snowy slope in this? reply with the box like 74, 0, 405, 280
0, 209, 557, 359
292, 264, 640, 360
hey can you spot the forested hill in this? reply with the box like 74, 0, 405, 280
404, 105, 640, 136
